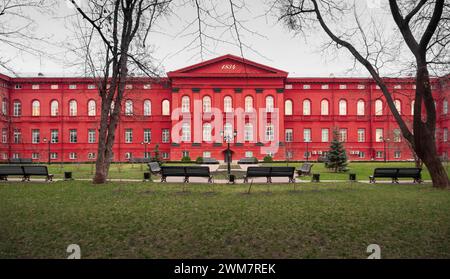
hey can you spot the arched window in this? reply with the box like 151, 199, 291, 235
203, 96, 211, 113
182, 122, 191, 142
69, 100, 77, 116
245, 96, 253, 112
50, 100, 59, 116
265, 123, 274, 141
394, 99, 401, 114
203, 123, 212, 142
143, 100, 151, 116
285, 100, 293, 116
125, 100, 133, 115
321, 99, 329, 115
181, 96, 190, 113
357, 100, 365, 116
411, 100, 415, 115
13, 100, 21, 116
162, 99, 170, 116
1, 98, 7, 115
266, 96, 274, 112
303, 99, 311, 115
224, 122, 233, 138
87, 100, 96, 116
224, 96, 233, 113
339, 99, 347, 116
32, 100, 40, 116
443, 99, 448, 115
375, 99, 383, 116
244, 123, 254, 141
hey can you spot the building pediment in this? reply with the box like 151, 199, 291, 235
167, 54, 288, 78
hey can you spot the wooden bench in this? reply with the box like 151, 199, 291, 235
200, 158, 219, 164
369, 168, 422, 184
244, 167, 295, 183
160, 166, 213, 183
237, 158, 258, 164
9, 158, 33, 164
0, 165, 53, 182
297, 163, 314, 176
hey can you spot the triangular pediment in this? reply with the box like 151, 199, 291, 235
168, 54, 288, 78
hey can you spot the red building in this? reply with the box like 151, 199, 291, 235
0, 54, 449, 163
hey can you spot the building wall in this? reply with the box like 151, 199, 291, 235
0, 57, 448, 163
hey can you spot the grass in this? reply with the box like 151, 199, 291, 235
0, 180, 449, 259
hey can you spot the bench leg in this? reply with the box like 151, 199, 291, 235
369, 176, 375, 183
289, 176, 295, 183
184, 176, 189, 183
161, 176, 167, 183
208, 176, 213, 183
267, 177, 272, 183
243, 176, 248, 183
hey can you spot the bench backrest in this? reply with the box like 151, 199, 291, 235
300, 163, 313, 172
396, 168, 422, 176
22, 165, 49, 175
148, 162, 161, 172
161, 166, 186, 176
373, 168, 398, 176
270, 167, 295, 176
202, 158, 219, 164
185, 166, 210, 176
247, 167, 271, 176
0, 165, 24, 175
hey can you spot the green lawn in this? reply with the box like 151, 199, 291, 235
0, 181, 449, 258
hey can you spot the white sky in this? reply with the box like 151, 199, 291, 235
1, 0, 398, 78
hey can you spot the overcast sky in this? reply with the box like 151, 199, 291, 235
1, 0, 398, 78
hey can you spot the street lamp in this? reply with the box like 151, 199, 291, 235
43, 137, 50, 165
141, 141, 150, 160
304, 137, 310, 162
220, 129, 237, 182
380, 136, 390, 163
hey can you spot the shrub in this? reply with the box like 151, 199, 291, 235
195, 157, 203, 164
263, 155, 273, 163
181, 156, 191, 162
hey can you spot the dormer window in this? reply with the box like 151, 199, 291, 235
32, 84, 40, 90
321, 84, 329, 89
358, 84, 366, 89
88, 84, 96, 89
15, 84, 22, 89
303, 84, 311, 89
125, 84, 133, 90
51, 85, 59, 90
394, 85, 402, 89
285, 84, 293, 90
69, 84, 77, 90
143, 84, 151, 90
339, 84, 347, 90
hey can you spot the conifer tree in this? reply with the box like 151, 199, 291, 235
326, 129, 348, 173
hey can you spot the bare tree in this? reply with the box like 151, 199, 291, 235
70, 0, 171, 184
273, 0, 450, 188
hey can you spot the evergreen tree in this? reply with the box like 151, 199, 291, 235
152, 144, 161, 164
326, 129, 348, 172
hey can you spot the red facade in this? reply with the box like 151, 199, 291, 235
0, 54, 449, 163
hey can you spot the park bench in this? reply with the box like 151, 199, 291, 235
129, 158, 151, 164
200, 158, 219, 164
297, 163, 314, 176
9, 158, 33, 164
369, 168, 422, 184
148, 162, 162, 175
160, 166, 213, 183
237, 157, 258, 164
0, 165, 53, 181
243, 166, 295, 183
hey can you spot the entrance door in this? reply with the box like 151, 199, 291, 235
224, 150, 233, 163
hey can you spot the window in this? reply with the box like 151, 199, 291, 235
32, 153, 39, 159
394, 99, 401, 114
358, 152, 365, 158
376, 129, 384, 142
321, 129, 329, 142
181, 96, 190, 113
162, 129, 170, 143
224, 122, 233, 139
31, 100, 40, 116
245, 96, 253, 112
303, 84, 311, 89
144, 84, 151, 90
125, 100, 133, 115
15, 84, 22, 89
339, 129, 347, 142
162, 100, 170, 116
285, 100, 293, 116
87, 84, 96, 90
125, 129, 133, 143
244, 123, 253, 141
411, 100, 415, 115
32, 84, 40, 90
182, 151, 189, 158
142, 100, 151, 116
203, 96, 211, 113
393, 129, 401, 142
69, 100, 77, 116
51, 129, 59, 143
2, 98, 7, 115
12, 153, 19, 159
321, 84, 329, 89
69, 84, 77, 90
358, 84, 366, 89
88, 153, 96, 159
162, 152, 169, 159
182, 122, 191, 142
32, 129, 40, 143
51, 84, 59, 90
339, 100, 347, 115
285, 129, 293, 142
50, 152, 58, 159
265, 123, 274, 141
50, 100, 59, 116
2, 128, 7, 143
88, 129, 96, 143
125, 84, 133, 90
321, 99, 329, 115
339, 84, 347, 89
70, 129, 77, 143
203, 123, 212, 142
375, 99, 383, 116
143, 129, 151, 143
303, 128, 311, 142
357, 129, 365, 143
443, 128, 448, 142
394, 151, 401, 159
266, 96, 274, 112
13, 129, 21, 143
69, 152, 77, 160
13, 101, 21, 117
443, 99, 448, 115
357, 100, 365, 116
203, 151, 211, 158
245, 151, 253, 158
88, 100, 96, 116
224, 96, 233, 113
303, 99, 311, 115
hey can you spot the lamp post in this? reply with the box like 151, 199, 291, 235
220, 129, 237, 182
141, 141, 149, 159
43, 137, 50, 164
304, 137, 310, 162
380, 136, 390, 163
